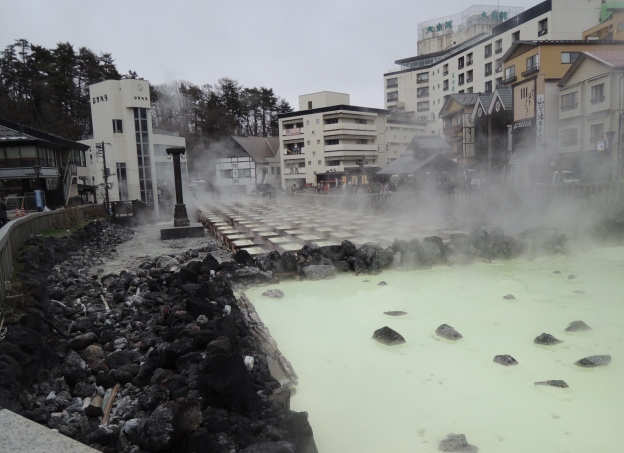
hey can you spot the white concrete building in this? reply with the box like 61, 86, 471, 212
80, 79, 186, 217
278, 92, 426, 189
384, 0, 606, 136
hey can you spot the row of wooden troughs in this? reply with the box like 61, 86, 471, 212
197, 199, 456, 257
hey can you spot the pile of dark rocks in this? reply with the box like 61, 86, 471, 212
1, 221, 316, 452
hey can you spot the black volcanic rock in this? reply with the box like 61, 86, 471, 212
575, 355, 611, 367
565, 320, 592, 332
384, 311, 407, 316
436, 324, 463, 340
372, 326, 406, 345
503, 294, 516, 300
493, 355, 518, 365
534, 333, 562, 345
534, 380, 568, 388
439, 433, 479, 452
262, 289, 285, 299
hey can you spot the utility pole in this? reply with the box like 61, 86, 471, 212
96, 142, 110, 209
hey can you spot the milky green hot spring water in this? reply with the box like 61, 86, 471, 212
245, 246, 624, 453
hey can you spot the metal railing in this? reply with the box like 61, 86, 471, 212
0, 205, 103, 308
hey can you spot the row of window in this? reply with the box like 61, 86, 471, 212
0, 146, 68, 168
561, 83, 605, 111
560, 123, 607, 147
220, 169, 254, 178
287, 138, 371, 149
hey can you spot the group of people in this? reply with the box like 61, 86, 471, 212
315, 183, 331, 194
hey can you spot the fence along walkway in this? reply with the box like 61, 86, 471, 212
0, 205, 102, 308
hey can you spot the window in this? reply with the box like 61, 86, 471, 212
387, 77, 398, 88
443, 80, 449, 91
417, 86, 429, 97
467, 87, 474, 93
387, 91, 399, 102
327, 160, 340, 166
512, 31, 520, 42
317, 140, 320, 144
485, 81, 492, 93
325, 118, 338, 124
538, 18, 548, 36
308, 161, 311, 165
112, 119, 123, 133
306, 120, 309, 125
560, 128, 578, 146
504, 65, 516, 83
443, 64, 449, 76
467, 70, 473, 82
590, 123, 604, 142
467, 53, 473, 65
356, 139, 368, 144
317, 160, 321, 165
307, 141, 310, 145
525, 54, 539, 74
417, 101, 430, 111
484, 44, 492, 58
308, 101, 313, 109
458, 73, 465, 86
458, 56, 465, 69
355, 118, 367, 124
221, 169, 233, 178
561, 52, 580, 64
417, 72, 429, 83
326, 139, 339, 145
561, 92, 578, 110
496, 77, 503, 88
485, 62, 492, 76
316, 119, 320, 124
590, 83, 605, 104
240, 169, 252, 178
495, 39, 503, 54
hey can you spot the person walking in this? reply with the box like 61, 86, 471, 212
0, 196, 8, 228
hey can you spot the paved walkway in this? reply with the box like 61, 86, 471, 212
0, 408, 98, 453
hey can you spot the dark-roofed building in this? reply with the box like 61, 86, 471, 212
0, 117, 90, 208
214, 136, 280, 194
556, 50, 624, 181
472, 86, 514, 182
439, 93, 480, 160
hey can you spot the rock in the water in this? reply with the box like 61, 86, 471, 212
565, 320, 592, 332
502, 294, 516, 300
439, 433, 479, 452
493, 355, 518, 366
534, 333, 562, 345
302, 265, 336, 281
436, 324, 463, 341
372, 326, 406, 346
384, 311, 407, 317
262, 289, 285, 299
575, 355, 611, 367
534, 380, 568, 388
378, 281, 388, 286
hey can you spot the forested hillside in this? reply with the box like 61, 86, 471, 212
0, 39, 292, 148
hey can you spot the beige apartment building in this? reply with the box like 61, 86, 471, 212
278, 92, 425, 189
384, 0, 606, 136
556, 50, 624, 180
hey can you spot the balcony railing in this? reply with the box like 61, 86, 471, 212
386, 81, 398, 88
484, 52, 492, 58
495, 48, 502, 54
485, 70, 492, 77
503, 74, 517, 84
522, 64, 540, 77
458, 80, 465, 86
285, 149, 303, 155
283, 128, 303, 136
538, 28, 548, 36
467, 78, 473, 83
443, 86, 449, 91
458, 62, 464, 69
590, 96, 605, 104
443, 70, 449, 76
467, 60, 473, 66
416, 79, 429, 84
417, 91, 429, 98
417, 106, 430, 112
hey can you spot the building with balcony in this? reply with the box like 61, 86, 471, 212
384, 0, 606, 137
582, 3, 624, 41
79, 79, 186, 217
556, 50, 624, 181
278, 92, 426, 189
0, 118, 89, 208
499, 40, 623, 182
439, 93, 479, 160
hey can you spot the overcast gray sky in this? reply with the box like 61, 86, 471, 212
4, 0, 539, 109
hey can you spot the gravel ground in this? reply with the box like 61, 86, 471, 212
90, 220, 233, 276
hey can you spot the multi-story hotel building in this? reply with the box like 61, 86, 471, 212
80, 79, 186, 217
384, 0, 606, 136
278, 92, 425, 189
